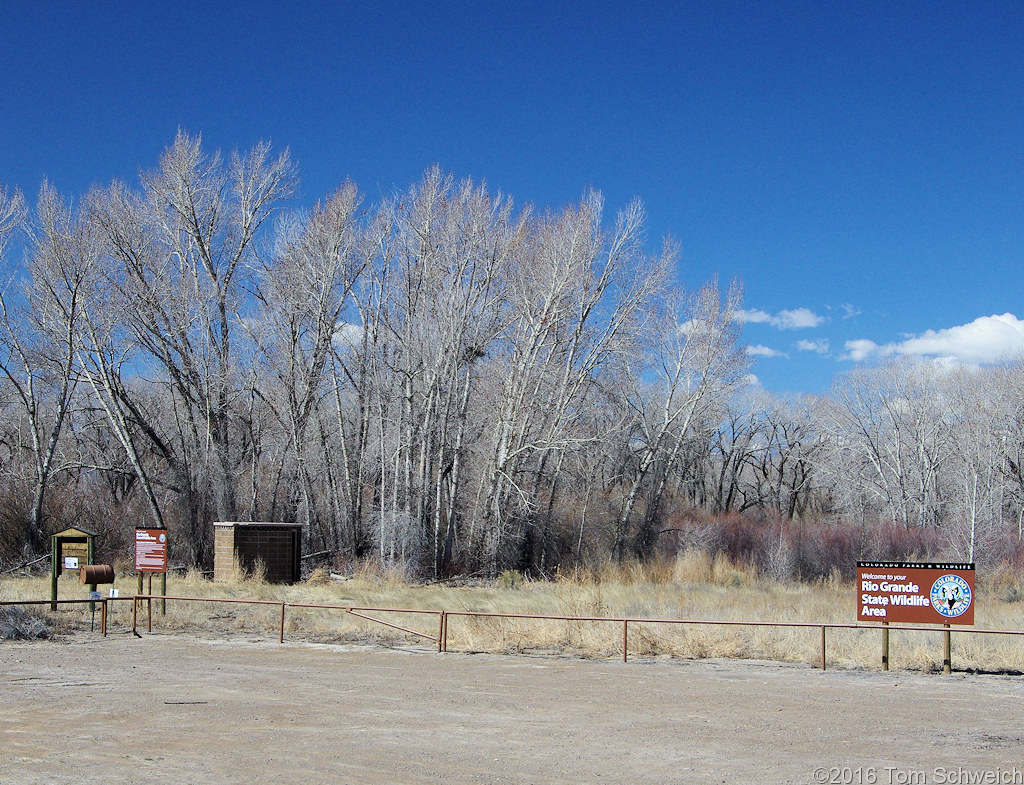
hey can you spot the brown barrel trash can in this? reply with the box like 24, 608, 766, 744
80, 564, 115, 584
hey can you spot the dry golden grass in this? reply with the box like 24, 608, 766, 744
3, 550, 1024, 672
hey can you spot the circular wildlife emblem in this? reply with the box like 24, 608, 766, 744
930, 574, 972, 618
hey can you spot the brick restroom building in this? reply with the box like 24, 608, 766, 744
213, 521, 303, 583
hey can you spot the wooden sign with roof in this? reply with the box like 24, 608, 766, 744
50, 527, 97, 610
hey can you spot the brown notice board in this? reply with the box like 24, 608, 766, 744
135, 528, 168, 573
857, 562, 975, 625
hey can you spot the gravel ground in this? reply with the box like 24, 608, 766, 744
2, 632, 1023, 785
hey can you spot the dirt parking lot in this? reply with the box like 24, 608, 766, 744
2, 632, 1022, 785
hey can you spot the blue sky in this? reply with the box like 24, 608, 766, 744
2, 1, 1023, 394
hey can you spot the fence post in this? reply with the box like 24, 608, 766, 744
820, 626, 826, 671
101, 599, 108, 637
622, 619, 628, 663
442, 611, 448, 653
279, 603, 286, 643
50, 547, 58, 611
942, 624, 951, 674
882, 622, 889, 671
132, 596, 137, 635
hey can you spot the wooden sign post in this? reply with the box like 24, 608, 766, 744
135, 528, 169, 615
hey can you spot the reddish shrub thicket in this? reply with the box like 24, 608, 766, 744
655, 514, 1023, 582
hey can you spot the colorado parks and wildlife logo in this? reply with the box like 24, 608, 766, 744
930, 574, 972, 618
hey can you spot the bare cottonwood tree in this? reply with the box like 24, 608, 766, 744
747, 395, 823, 520
825, 360, 951, 530
611, 278, 747, 560
85, 133, 297, 557
704, 391, 766, 514
248, 182, 370, 548
0, 185, 24, 252
472, 194, 671, 573
366, 169, 524, 573
0, 183, 88, 551
943, 366, 1013, 561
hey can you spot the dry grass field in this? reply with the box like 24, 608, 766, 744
4, 551, 1024, 672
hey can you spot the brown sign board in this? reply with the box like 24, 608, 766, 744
857, 562, 975, 625
135, 528, 168, 573
59, 542, 89, 572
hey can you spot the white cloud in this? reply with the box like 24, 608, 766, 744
678, 318, 699, 336
894, 313, 1024, 363
774, 308, 825, 330
333, 321, 364, 350
841, 303, 861, 319
797, 339, 830, 355
741, 373, 761, 387
747, 344, 787, 358
739, 307, 825, 330
842, 339, 879, 362
737, 308, 772, 324
843, 314, 1024, 365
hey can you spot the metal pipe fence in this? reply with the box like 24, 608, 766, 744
5, 594, 1023, 672
0, 597, 135, 637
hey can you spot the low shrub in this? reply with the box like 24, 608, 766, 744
0, 606, 52, 641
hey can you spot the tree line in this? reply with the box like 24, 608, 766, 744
0, 134, 1021, 578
